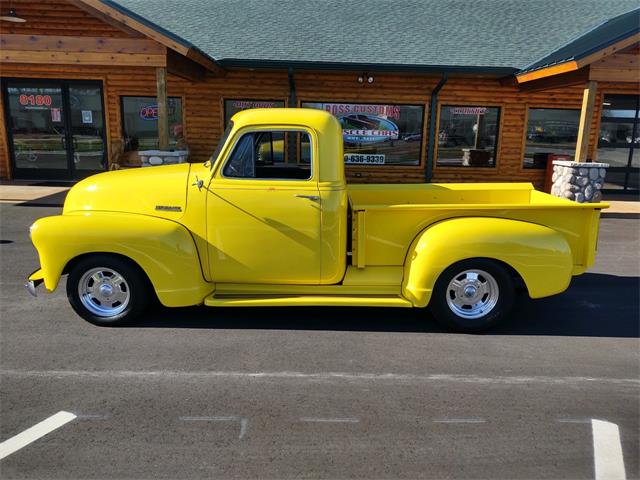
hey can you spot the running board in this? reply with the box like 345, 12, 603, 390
204, 294, 413, 308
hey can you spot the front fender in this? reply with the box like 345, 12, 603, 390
402, 217, 573, 307
29, 212, 213, 307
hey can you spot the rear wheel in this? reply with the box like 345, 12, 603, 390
429, 259, 514, 333
67, 255, 150, 326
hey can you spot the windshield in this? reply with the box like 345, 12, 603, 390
209, 120, 233, 169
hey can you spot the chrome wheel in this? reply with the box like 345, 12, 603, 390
445, 269, 499, 319
78, 267, 130, 318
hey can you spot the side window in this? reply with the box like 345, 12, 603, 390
223, 131, 312, 180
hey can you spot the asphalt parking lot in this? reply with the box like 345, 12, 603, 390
0, 203, 638, 479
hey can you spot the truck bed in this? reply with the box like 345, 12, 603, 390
347, 183, 606, 272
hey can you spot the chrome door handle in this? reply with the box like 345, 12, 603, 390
295, 194, 320, 201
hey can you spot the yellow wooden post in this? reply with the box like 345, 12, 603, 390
574, 80, 598, 162
156, 67, 169, 150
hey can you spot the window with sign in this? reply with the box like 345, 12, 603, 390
302, 102, 424, 166
120, 96, 183, 151
523, 108, 580, 169
224, 99, 285, 126
436, 106, 500, 167
223, 130, 312, 180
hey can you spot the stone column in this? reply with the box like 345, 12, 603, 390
550, 160, 608, 203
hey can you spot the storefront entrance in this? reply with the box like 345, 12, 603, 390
2, 79, 107, 180
597, 94, 639, 192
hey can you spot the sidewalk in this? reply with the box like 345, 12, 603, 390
602, 193, 640, 215
0, 184, 70, 206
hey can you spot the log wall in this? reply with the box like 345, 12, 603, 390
0, 0, 130, 38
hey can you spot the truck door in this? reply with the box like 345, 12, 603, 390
206, 129, 321, 284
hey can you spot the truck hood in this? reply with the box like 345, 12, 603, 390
63, 164, 191, 219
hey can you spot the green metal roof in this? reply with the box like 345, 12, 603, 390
520, 8, 640, 74
105, 0, 639, 74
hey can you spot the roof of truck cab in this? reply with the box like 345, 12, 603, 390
230, 108, 339, 130
105, 0, 638, 74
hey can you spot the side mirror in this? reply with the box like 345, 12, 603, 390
192, 176, 204, 190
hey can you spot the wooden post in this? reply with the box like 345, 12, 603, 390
575, 80, 598, 162
156, 67, 169, 150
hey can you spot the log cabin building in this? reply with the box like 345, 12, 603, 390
1, 0, 639, 192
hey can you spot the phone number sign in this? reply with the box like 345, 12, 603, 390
344, 153, 385, 164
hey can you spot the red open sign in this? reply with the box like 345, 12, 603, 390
139, 104, 159, 120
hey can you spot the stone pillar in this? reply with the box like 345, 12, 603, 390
551, 160, 608, 203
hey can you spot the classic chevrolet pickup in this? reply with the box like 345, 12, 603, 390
27, 108, 606, 331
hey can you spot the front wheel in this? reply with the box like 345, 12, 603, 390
67, 255, 151, 326
429, 259, 515, 333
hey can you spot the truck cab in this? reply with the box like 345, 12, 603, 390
196, 108, 348, 285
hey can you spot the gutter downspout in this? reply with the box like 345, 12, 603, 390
288, 66, 297, 107
287, 67, 297, 164
425, 72, 448, 182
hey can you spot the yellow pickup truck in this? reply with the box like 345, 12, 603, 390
27, 109, 605, 332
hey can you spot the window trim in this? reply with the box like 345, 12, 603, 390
119, 94, 185, 150
217, 126, 316, 183
433, 102, 503, 171
222, 98, 287, 128
520, 106, 581, 171
300, 100, 427, 168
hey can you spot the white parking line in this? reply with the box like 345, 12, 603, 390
300, 417, 360, 423
0, 411, 76, 460
592, 419, 626, 480
433, 418, 486, 424
180, 415, 248, 439
2, 369, 639, 386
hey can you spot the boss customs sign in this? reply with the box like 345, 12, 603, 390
325, 104, 400, 145
302, 102, 424, 166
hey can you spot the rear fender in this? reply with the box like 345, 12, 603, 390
402, 217, 573, 307
29, 212, 213, 307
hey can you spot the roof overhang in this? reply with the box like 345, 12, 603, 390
516, 19, 640, 84
70, 0, 226, 76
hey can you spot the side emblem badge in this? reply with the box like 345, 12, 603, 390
155, 205, 182, 212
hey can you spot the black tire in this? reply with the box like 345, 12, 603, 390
429, 259, 515, 333
66, 254, 151, 327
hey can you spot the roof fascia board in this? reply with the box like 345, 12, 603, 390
575, 31, 640, 68
218, 59, 517, 75
516, 61, 579, 83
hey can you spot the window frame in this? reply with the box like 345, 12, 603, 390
217, 126, 316, 183
222, 98, 287, 128
433, 102, 503, 171
300, 100, 427, 168
520, 106, 581, 170
119, 95, 185, 151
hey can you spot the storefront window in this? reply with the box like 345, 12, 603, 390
120, 96, 183, 151
523, 108, 580, 169
224, 99, 285, 126
436, 106, 500, 167
302, 102, 424, 166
